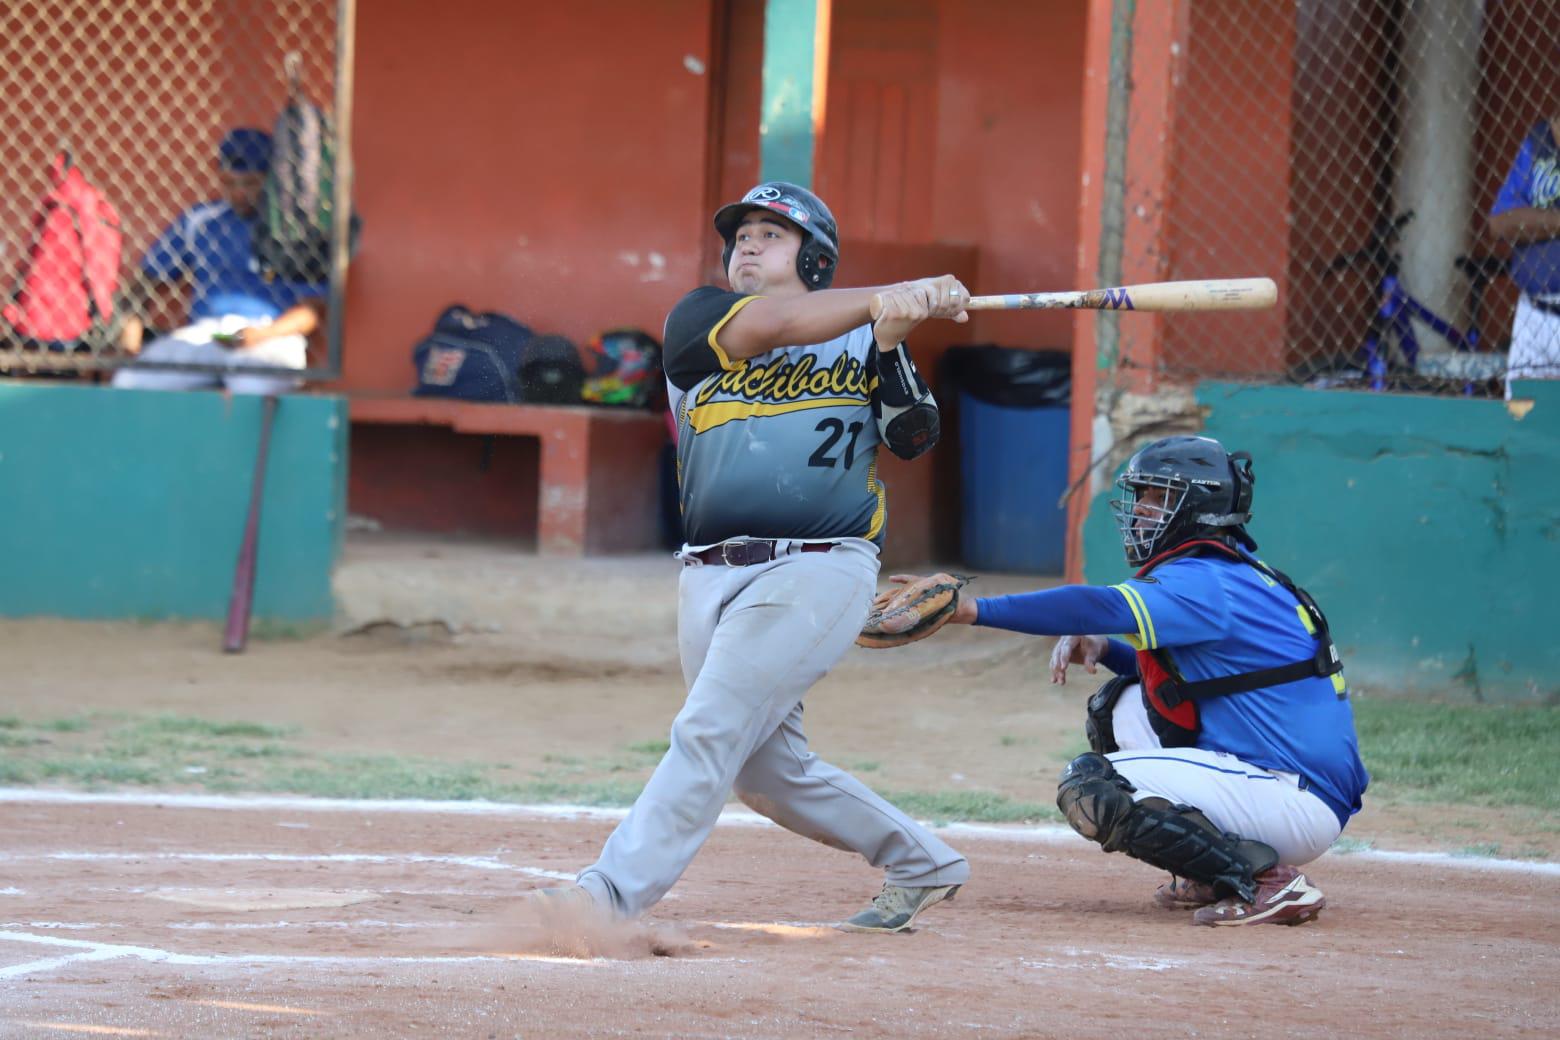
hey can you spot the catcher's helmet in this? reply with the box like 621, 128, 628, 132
1110, 435, 1256, 565
714, 181, 840, 289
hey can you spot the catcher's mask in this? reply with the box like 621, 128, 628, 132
1110, 435, 1255, 565
714, 181, 840, 290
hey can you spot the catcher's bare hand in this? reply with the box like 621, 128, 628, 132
1049, 634, 1109, 684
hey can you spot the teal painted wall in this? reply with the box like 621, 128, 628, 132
1083, 381, 1560, 702
760, 0, 819, 186
0, 384, 345, 623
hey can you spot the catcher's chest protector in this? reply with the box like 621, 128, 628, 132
1131, 539, 1344, 747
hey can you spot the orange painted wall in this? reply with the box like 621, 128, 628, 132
817, 0, 1087, 353
339, 0, 718, 392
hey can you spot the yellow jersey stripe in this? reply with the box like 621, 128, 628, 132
864, 458, 886, 541
1130, 585, 1159, 648
707, 295, 761, 371
1294, 603, 1317, 635
1117, 584, 1157, 649
1111, 584, 1149, 651
687, 396, 865, 433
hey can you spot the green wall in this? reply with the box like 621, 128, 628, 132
1083, 380, 1560, 702
0, 383, 345, 623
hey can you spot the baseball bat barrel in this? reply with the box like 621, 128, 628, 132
222, 394, 279, 654
963, 278, 1276, 312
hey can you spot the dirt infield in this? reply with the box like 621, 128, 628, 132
2, 535, 1558, 1036
1, 794, 1557, 1039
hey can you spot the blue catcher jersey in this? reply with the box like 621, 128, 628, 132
1111, 554, 1369, 826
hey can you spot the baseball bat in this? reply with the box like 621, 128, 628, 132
869, 278, 1276, 318
223, 394, 279, 654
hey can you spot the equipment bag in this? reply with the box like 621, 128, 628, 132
581, 327, 664, 409
2, 153, 123, 345
412, 305, 534, 403
256, 94, 359, 283
518, 334, 586, 405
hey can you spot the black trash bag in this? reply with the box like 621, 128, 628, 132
943, 345, 1071, 408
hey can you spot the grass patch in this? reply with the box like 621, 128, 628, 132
1328, 836, 1375, 855
1353, 699, 1560, 811
626, 739, 671, 755
1453, 842, 1504, 859
137, 715, 295, 740
885, 789, 1059, 825
40, 716, 91, 732
0, 716, 21, 729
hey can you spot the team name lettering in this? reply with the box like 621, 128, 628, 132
694, 353, 873, 407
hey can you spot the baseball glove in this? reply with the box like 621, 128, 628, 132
856, 573, 973, 649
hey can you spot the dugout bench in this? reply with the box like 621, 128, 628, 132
348, 396, 668, 555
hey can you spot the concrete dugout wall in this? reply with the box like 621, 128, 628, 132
1081, 381, 1560, 703
0, 384, 346, 624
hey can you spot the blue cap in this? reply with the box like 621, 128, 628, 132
218, 128, 272, 173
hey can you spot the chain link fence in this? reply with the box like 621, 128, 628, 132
1097, 0, 1560, 398
0, 0, 352, 383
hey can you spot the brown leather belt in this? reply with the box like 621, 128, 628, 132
687, 539, 839, 566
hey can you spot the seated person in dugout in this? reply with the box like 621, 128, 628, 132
919, 435, 1369, 926
1490, 112, 1560, 393
113, 127, 326, 396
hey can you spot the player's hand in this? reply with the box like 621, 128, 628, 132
1050, 634, 1109, 684
230, 325, 272, 348
871, 275, 969, 349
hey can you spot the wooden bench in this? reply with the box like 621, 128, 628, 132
349, 395, 668, 555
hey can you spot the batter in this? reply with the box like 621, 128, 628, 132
536, 182, 971, 934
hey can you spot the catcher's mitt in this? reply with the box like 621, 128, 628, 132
856, 573, 973, 649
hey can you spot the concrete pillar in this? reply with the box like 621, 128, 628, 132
761, 0, 830, 187
1394, 0, 1484, 356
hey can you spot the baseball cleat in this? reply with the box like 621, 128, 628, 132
838, 883, 960, 934
1192, 865, 1326, 927
524, 885, 602, 916
1153, 875, 1220, 910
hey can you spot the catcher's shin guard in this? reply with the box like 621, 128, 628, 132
1056, 752, 1278, 903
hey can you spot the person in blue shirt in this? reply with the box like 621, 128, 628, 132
906, 435, 1368, 926
1491, 115, 1560, 394
112, 128, 327, 395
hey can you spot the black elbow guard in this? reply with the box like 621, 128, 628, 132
885, 402, 940, 459
875, 342, 939, 459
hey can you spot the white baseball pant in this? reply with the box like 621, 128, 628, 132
1105, 684, 1342, 866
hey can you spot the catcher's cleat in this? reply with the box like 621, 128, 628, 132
1153, 875, 1220, 910
1192, 865, 1326, 927
838, 883, 960, 934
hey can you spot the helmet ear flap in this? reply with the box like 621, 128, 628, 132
797, 240, 837, 289
1228, 451, 1255, 516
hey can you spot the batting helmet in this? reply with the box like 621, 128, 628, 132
714, 181, 840, 290
1111, 435, 1256, 565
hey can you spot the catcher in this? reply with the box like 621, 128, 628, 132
863, 435, 1368, 926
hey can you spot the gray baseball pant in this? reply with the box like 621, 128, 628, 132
577, 539, 969, 917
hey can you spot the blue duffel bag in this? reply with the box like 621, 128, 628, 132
412, 305, 533, 403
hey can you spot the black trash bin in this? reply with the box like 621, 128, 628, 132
944, 346, 1071, 573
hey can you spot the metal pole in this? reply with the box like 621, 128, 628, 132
325, 0, 357, 378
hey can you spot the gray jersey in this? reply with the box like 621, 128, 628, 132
663, 287, 887, 546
